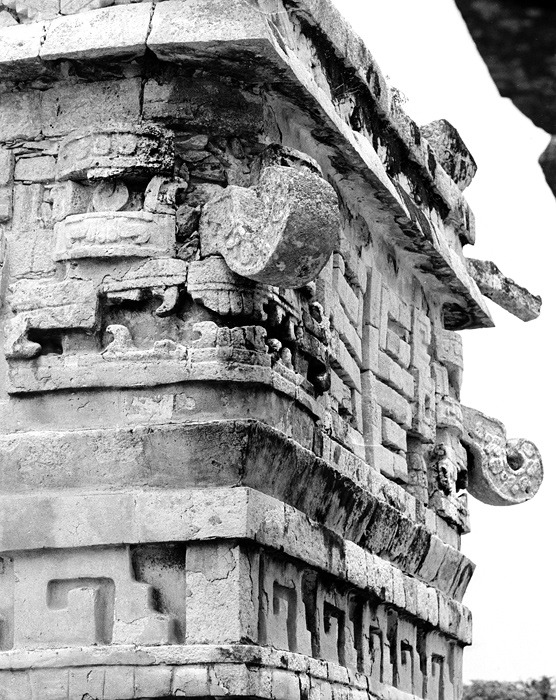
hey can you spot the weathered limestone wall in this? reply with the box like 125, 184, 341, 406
0, 1, 543, 699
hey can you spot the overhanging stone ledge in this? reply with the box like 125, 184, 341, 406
0, 0, 493, 329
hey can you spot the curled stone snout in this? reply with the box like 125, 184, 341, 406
199, 164, 340, 288
462, 406, 543, 506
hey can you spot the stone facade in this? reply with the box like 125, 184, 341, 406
0, 2, 543, 699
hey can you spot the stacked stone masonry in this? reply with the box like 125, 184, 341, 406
0, 1, 543, 699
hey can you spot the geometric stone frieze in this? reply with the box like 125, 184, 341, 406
13, 547, 176, 649
0, 423, 474, 602
0, 487, 473, 644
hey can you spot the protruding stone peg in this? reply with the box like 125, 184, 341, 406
462, 405, 543, 506
466, 258, 541, 322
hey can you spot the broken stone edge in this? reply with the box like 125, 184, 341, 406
0, 486, 472, 643
466, 258, 541, 322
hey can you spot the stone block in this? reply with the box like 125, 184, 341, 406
0, 10, 17, 26
143, 75, 264, 134
329, 330, 362, 391
185, 542, 258, 644
53, 212, 175, 260
0, 148, 14, 187
40, 4, 151, 61
134, 667, 173, 697
362, 322, 379, 372
41, 78, 142, 137
421, 119, 477, 191
332, 295, 362, 362
6, 277, 97, 356
29, 670, 68, 700
369, 444, 408, 483
435, 395, 463, 435
13, 547, 176, 649
210, 664, 269, 698
51, 181, 90, 222
148, 0, 286, 82
68, 666, 106, 700
0, 22, 44, 78
103, 666, 135, 700
0, 91, 42, 140
0, 187, 11, 222
6, 228, 55, 279
14, 156, 56, 183
417, 534, 446, 582
56, 124, 173, 181
333, 265, 360, 327
367, 553, 394, 603
385, 328, 411, 368
364, 265, 382, 328
377, 351, 414, 399
272, 669, 301, 700
344, 540, 368, 590
172, 666, 211, 697
375, 380, 412, 429
381, 416, 407, 453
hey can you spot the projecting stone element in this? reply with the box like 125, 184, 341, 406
462, 406, 543, 506
5, 278, 97, 358
13, 547, 176, 648
53, 212, 176, 260
421, 119, 477, 191
103, 258, 188, 316
200, 164, 339, 288
466, 258, 542, 321
56, 125, 173, 181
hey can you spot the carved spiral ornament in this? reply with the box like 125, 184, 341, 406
462, 406, 543, 506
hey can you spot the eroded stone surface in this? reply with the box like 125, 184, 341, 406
56, 125, 174, 181
421, 119, 477, 191
467, 257, 542, 321
462, 406, 543, 506
200, 160, 340, 288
